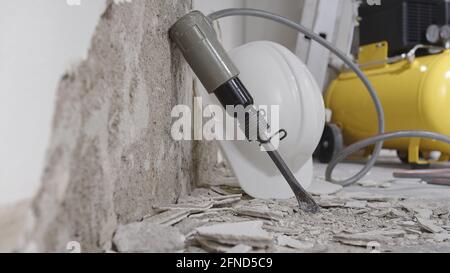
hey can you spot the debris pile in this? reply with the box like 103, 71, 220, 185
110, 183, 450, 253
195, 221, 273, 252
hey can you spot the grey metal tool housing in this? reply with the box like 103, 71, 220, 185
169, 11, 239, 93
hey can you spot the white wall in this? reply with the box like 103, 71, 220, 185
244, 0, 303, 51
193, 0, 246, 50
295, 0, 358, 90
0, 0, 106, 205
194, 0, 303, 51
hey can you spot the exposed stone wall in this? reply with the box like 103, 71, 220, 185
31, 0, 193, 252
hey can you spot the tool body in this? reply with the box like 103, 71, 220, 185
170, 11, 319, 212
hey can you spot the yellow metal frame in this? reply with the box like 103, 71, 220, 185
358, 41, 389, 69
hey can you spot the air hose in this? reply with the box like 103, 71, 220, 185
208, 8, 450, 186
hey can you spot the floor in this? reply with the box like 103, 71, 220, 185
6, 153, 449, 253
315, 155, 450, 201
162, 154, 450, 253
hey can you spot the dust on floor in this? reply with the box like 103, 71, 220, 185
112, 174, 450, 253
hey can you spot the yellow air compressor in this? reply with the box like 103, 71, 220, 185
323, 42, 450, 166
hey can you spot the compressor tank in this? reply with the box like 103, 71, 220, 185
325, 43, 450, 163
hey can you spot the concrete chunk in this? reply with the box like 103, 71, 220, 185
113, 222, 185, 253
334, 229, 405, 247
276, 235, 314, 250
196, 221, 273, 248
226, 244, 253, 253
416, 217, 445, 234
235, 205, 284, 221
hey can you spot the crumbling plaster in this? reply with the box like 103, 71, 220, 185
31, 0, 194, 252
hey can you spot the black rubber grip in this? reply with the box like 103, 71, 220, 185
213, 77, 254, 107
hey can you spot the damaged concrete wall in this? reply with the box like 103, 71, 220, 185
31, 0, 193, 252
